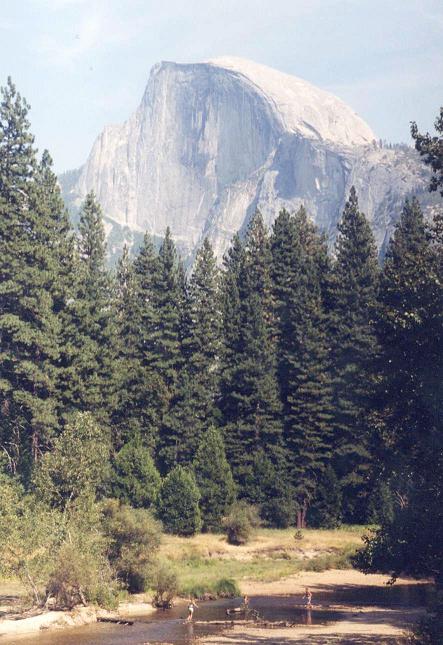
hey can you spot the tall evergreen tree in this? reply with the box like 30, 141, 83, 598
112, 245, 157, 449
219, 233, 244, 407
356, 199, 443, 599
149, 228, 182, 394
271, 207, 332, 527
375, 198, 442, 472
159, 239, 221, 470
411, 107, 443, 196
58, 192, 116, 427
0, 79, 60, 473
193, 426, 235, 531
327, 187, 379, 522
220, 213, 283, 498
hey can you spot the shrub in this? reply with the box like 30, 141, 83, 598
0, 473, 61, 605
214, 578, 240, 598
46, 495, 119, 610
151, 563, 178, 607
101, 499, 162, 592
112, 439, 161, 509
156, 466, 202, 536
223, 501, 260, 545
193, 427, 236, 531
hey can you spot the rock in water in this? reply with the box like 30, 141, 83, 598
61, 57, 435, 261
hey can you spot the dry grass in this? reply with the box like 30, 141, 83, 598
159, 525, 366, 562
158, 526, 368, 597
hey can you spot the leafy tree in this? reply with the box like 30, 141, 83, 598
411, 107, 443, 195
156, 466, 202, 535
326, 187, 379, 522
193, 426, 235, 531
33, 411, 110, 508
46, 494, 118, 609
112, 438, 161, 508
102, 499, 162, 592
0, 470, 61, 604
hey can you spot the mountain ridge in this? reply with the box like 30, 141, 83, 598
60, 57, 436, 262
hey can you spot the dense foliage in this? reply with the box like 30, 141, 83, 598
0, 80, 441, 621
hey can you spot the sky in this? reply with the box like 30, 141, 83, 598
1, 0, 442, 172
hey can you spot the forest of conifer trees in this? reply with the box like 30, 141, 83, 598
0, 79, 442, 618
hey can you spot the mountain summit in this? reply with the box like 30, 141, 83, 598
62, 57, 432, 260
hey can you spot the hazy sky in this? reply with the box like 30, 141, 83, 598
1, 0, 442, 172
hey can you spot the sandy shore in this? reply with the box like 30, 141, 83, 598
0, 569, 427, 643
0, 595, 156, 640
201, 569, 428, 644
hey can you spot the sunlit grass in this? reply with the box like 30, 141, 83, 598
157, 526, 367, 597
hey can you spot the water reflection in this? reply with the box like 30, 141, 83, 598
3, 583, 431, 645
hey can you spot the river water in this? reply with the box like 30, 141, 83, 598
4, 584, 431, 645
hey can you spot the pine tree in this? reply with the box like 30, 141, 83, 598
111, 244, 165, 451
271, 207, 333, 528
149, 228, 182, 393
220, 213, 283, 497
112, 438, 161, 509
327, 187, 379, 522
150, 229, 191, 471
219, 233, 244, 412
411, 107, 443, 195
156, 466, 202, 535
58, 192, 116, 427
0, 79, 61, 473
193, 426, 235, 531
159, 239, 221, 470
376, 199, 442, 471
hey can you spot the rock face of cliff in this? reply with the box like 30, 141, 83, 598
62, 57, 434, 260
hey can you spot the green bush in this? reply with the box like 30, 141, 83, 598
112, 439, 161, 509
214, 578, 240, 597
151, 563, 178, 607
193, 427, 236, 531
33, 412, 110, 508
102, 499, 162, 592
156, 466, 202, 536
47, 496, 119, 610
223, 501, 260, 545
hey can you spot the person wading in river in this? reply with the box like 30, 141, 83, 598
186, 598, 199, 622
303, 587, 313, 609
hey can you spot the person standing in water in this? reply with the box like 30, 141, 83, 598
186, 598, 199, 622
303, 587, 313, 609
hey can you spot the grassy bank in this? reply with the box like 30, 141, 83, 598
159, 525, 367, 598
0, 527, 368, 605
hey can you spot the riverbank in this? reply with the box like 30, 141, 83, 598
0, 527, 429, 643
0, 595, 157, 640
200, 569, 428, 644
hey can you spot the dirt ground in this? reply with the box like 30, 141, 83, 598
200, 569, 427, 644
